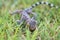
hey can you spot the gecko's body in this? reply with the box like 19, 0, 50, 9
10, 1, 59, 32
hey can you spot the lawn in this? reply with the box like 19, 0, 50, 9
0, 0, 60, 40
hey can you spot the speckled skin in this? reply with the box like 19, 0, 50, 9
10, 1, 58, 32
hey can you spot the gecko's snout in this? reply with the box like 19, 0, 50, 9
29, 20, 37, 32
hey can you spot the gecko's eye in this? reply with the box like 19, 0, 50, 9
29, 20, 36, 25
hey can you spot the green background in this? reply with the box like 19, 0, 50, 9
0, 0, 60, 40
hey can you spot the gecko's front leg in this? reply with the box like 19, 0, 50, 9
16, 15, 24, 24
32, 12, 37, 19
16, 20, 23, 24
29, 11, 37, 20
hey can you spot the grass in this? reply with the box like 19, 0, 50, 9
0, 0, 60, 40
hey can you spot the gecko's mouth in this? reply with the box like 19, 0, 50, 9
29, 25, 36, 32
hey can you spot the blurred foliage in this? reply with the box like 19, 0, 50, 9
0, 0, 60, 40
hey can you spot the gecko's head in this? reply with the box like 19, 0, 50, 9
29, 20, 37, 32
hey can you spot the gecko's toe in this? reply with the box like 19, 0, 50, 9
16, 20, 21, 24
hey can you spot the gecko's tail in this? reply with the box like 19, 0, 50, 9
31, 1, 59, 9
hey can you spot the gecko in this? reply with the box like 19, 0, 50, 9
10, 1, 59, 32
